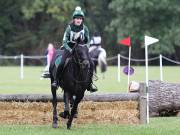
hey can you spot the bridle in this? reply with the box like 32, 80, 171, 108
69, 43, 91, 83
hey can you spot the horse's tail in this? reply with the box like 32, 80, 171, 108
98, 50, 107, 73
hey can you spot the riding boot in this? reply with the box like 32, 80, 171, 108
51, 66, 59, 89
87, 83, 98, 93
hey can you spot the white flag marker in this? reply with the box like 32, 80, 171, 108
145, 35, 159, 46
144, 35, 159, 124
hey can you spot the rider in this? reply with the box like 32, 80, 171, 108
51, 6, 97, 93
89, 31, 102, 53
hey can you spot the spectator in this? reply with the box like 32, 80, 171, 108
41, 43, 55, 78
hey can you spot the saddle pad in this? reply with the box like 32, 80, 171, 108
55, 55, 62, 68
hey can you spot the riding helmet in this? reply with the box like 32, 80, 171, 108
72, 6, 84, 19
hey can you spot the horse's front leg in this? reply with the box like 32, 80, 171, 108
67, 93, 84, 129
59, 92, 70, 119
51, 85, 58, 128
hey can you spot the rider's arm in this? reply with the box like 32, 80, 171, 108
62, 25, 72, 52
84, 25, 90, 48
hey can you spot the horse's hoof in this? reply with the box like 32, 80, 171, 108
59, 111, 70, 119
52, 123, 58, 128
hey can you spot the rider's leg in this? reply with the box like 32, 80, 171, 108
87, 58, 98, 92
51, 62, 63, 88
51, 50, 70, 88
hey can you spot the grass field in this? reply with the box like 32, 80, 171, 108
0, 117, 180, 135
0, 66, 179, 94
0, 66, 179, 135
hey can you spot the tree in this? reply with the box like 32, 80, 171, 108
109, 0, 180, 61
0, 0, 79, 56
0, 0, 23, 55
19, 0, 79, 55
1, 0, 180, 63
79, 0, 117, 57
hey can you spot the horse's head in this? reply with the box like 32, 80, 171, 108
72, 44, 90, 69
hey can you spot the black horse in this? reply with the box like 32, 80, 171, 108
49, 43, 92, 129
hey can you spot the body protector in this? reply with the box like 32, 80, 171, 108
90, 36, 102, 46
62, 24, 90, 52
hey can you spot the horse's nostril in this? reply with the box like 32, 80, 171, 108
83, 60, 89, 65
82, 60, 90, 68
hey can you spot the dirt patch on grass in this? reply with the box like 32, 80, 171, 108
0, 101, 139, 125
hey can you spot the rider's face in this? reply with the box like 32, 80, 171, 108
74, 17, 83, 26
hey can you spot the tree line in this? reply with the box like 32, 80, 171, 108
0, 0, 180, 65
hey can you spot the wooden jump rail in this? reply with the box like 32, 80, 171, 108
0, 83, 148, 124
0, 80, 179, 124
0, 93, 139, 102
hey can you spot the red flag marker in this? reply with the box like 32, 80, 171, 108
118, 36, 132, 91
118, 37, 131, 47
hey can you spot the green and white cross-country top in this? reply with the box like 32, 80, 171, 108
62, 23, 90, 52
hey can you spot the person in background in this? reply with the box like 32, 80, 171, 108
41, 43, 55, 78
89, 31, 107, 74
89, 31, 102, 53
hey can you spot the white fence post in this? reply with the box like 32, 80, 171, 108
127, 47, 131, 91
20, 54, 24, 79
159, 54, 163, 81
118, 54, 121, 82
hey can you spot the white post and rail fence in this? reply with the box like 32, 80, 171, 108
0, 54, 180, 80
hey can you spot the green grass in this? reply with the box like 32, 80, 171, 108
0, 117, 180, 135
0, 66, 179, 135
0, 66, 179, 94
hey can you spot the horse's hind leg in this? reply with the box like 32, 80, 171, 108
94, 62, 97, 73
95, 65, 97, 73
67, 94, 84, 129
51, 85, 58, 128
